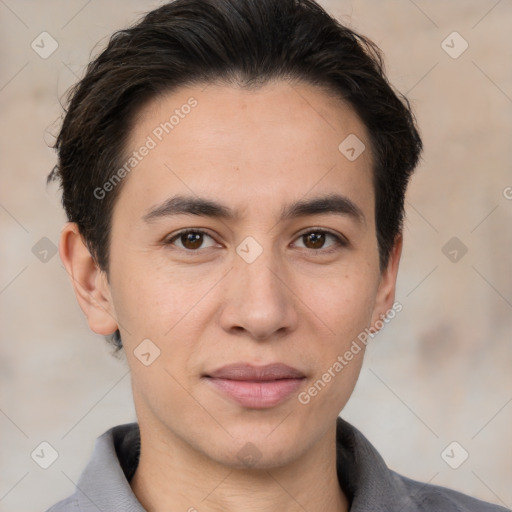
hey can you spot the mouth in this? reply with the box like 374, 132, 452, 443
204, 362, 306, 380
203, 363, 306, 409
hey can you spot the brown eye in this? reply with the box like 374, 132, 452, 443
293, 229, 347, 252
166, 230, 217, 251
303, 232, 326, 249
181, 232, 204, 250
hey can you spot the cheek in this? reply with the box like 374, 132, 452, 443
301, 264, 378, 345
109, 254, 221, 346
294, 269, 377, 415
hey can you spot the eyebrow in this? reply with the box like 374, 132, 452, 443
141, 193, 365, 225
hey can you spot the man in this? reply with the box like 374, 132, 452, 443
46, 0, 509, 510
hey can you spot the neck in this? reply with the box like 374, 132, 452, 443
130, 417, 349, 512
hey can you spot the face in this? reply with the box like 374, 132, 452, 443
73, 80, 400, 469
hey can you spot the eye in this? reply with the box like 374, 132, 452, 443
293, 229, 348, 253
165, 229, 218, 251
164, 228, 347, 253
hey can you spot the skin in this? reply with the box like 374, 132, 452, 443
59, 80, 402, 512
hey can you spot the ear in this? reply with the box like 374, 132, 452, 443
59, 222, 119, 335
370, 234, 403, 328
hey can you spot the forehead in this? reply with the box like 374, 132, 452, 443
115, 80, 374, 223
130, 79, 369, 151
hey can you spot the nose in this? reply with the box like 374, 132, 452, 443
218, 245, 299, 341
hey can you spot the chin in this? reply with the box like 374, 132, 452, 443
203, 421, 306, 470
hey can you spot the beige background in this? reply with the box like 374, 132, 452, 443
1, 0, 511, 510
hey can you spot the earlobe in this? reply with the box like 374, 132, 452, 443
370, 234, 403, 328
59, 222, 119, 336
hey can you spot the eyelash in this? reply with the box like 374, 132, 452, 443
164, 228, 348, 254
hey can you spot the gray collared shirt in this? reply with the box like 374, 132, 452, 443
45, 416, 510, 511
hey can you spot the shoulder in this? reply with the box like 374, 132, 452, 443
393, 471, 510, 512
46, 494, 80, 512
43, 423, 142, 512
335, 416, 509, 511
44, 495, 80, 512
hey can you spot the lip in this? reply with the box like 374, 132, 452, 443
205, 363, 305, 381
203, 363, 306, 409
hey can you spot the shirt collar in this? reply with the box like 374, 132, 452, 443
72, 416, 421, 511
335, 416, 421, 510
